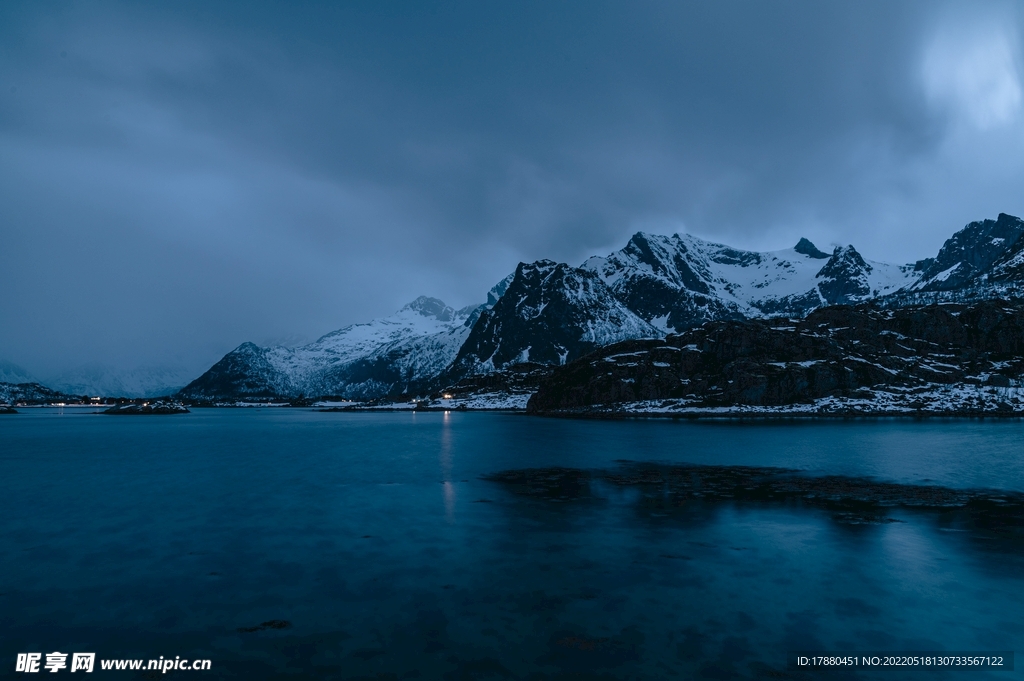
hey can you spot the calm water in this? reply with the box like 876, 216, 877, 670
1, 409, 1022, 679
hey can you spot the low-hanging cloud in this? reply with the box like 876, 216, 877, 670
923, 21, 1022, 130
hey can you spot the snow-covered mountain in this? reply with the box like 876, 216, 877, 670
179, 296, 488, 401
582, 232, 916, 331
180, 213, 1024, 401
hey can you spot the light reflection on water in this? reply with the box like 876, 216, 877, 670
441, 410, 455, 523
0, 409, 1021, 679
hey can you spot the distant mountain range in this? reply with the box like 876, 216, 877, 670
0, 360, 35, 385
176, 213, 1024, 402
45, 364, 197, 398
0, 359, 197, 402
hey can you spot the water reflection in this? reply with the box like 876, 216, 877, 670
440, 410, 455, 522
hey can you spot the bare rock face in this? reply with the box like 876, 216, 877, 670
450, 260, 659, 373
527, 300, 1024, 413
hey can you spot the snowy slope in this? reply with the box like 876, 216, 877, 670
277, 297, 482, 398
180, 290, 505, 400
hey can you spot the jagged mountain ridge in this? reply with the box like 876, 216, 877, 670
582, 232, 916, 331
180, 213, 1024, 401
880, 214, 1024, 307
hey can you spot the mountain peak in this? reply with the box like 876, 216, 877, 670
829, 244, 870, 268
520, 259, 559, 274
814, 244, 874, 305
794, 238, 829, 259
402, 296, 454, 322
911, 213, 1024, 292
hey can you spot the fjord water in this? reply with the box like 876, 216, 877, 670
1, 410, 1022, 679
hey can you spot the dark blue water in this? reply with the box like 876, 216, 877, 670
2, 409, 1022, 679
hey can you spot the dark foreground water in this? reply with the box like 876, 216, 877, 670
1, 409, 1023, 680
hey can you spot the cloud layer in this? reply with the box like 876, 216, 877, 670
2, 1, 1024, 377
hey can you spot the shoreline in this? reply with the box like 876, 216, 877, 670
7, 403, 1023, 421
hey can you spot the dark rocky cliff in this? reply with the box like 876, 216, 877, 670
527, 300, 1024, 414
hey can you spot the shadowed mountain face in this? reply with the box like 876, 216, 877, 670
815, 245, 873, 304
451, 260, 659, 373
177, 215, 1024, 402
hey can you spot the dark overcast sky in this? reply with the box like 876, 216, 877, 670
2, 1, 1023, 378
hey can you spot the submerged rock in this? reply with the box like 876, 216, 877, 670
485, 463, 1024, 532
